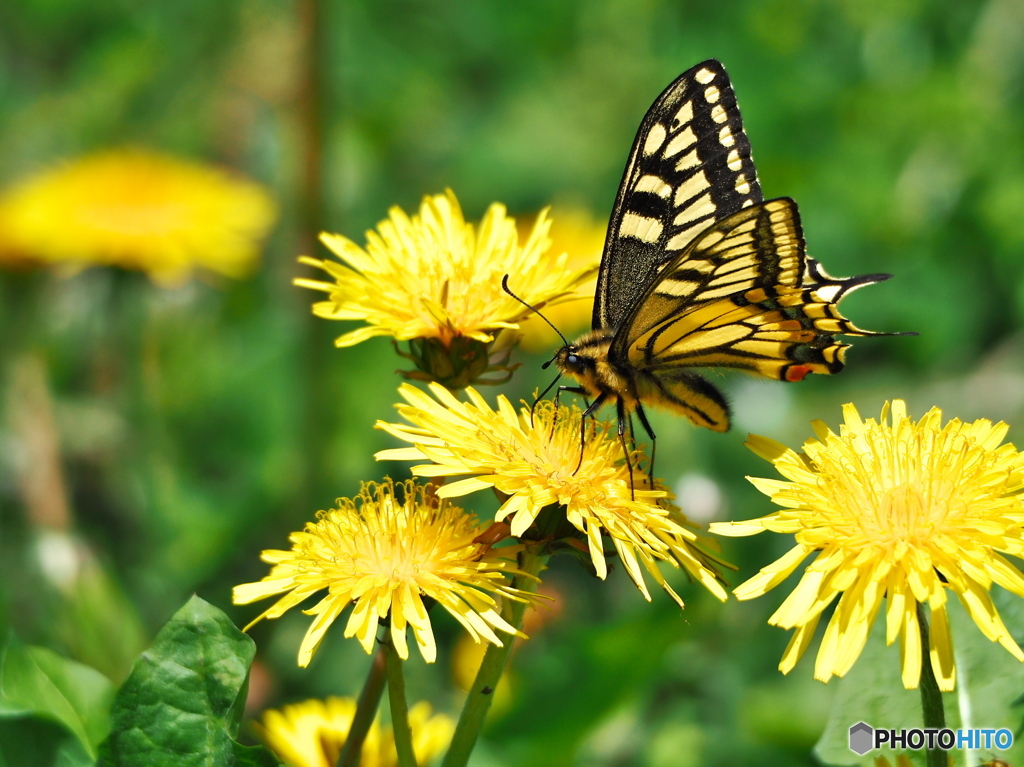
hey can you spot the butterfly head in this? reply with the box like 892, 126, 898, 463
549, 330, 621, 402
552, 344, 593, 377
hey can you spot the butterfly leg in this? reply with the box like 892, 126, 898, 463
532, 373, 564, 427
624, 409, 638, 455
634, 401, 657, 488
553, 384, 588, 411
615, 398, 637, 499
573, 390, 608, 474
553, 385, 589, 441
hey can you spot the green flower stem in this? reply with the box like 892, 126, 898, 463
441, 549, 547, 767
337, 644, 388, 767
385, 639, 418, 767
917, 602, 947, 767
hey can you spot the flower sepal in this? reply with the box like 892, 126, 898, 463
521, 503, 585, 543
395, 336, 521, 389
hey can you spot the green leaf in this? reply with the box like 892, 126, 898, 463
944, 591, 1024, 766
814, 616, 929, 766
96, 595, 280, 767
0, 717, 94, 767
0, 638, 114, 759
815, 590, 1024, 766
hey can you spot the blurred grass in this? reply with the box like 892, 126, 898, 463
2, 1, 1024, 765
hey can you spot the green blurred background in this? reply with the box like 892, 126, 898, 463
2, 0, 1023, 765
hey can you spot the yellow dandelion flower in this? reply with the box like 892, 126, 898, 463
295, 190, 595, 349
233, 479, 527, 666
376, 383, 729, 606
710, 400, 1024, 691
256, 696, 453, 767
514, 206, 606, 352
0, 149, 277, 285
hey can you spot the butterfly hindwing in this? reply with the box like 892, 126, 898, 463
612, 197, 805, 357
623, 199, 891, 393
593, 60, 764, 332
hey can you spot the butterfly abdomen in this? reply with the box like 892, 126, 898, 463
635, 369, 730, 432
556, 328, 733, 432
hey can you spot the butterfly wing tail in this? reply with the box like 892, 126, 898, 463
804, 259, 917, 338
805, 258, 890, 295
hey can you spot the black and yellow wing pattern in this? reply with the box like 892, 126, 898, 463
559, 59, 903, 434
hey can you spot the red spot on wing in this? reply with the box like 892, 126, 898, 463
785, 365, 812, 382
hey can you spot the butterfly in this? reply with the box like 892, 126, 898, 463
550, 59, 906, 451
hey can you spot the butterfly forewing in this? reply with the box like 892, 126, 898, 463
594, 60, 764, 332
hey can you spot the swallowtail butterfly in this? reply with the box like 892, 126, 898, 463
552, 59, 904, 443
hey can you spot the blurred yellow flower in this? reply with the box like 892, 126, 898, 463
450, 582, 562, 714
0, 149, 277, 285
711, 400, 1024, 691
295, 190, 595, 349
233, 479, 528, 666
514, 206, 605, 352
376, 383, 729, 606
256, 696, 453, 767
450, 631, 514, 715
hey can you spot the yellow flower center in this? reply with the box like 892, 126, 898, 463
312, 508, 474, 595
874, 482, 939, 546
370, 533, 434, 584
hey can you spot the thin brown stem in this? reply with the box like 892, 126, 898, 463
9, 353, 71, 531
297, 0, 333, 509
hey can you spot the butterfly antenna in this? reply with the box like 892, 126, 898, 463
501, 275, 570, 350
